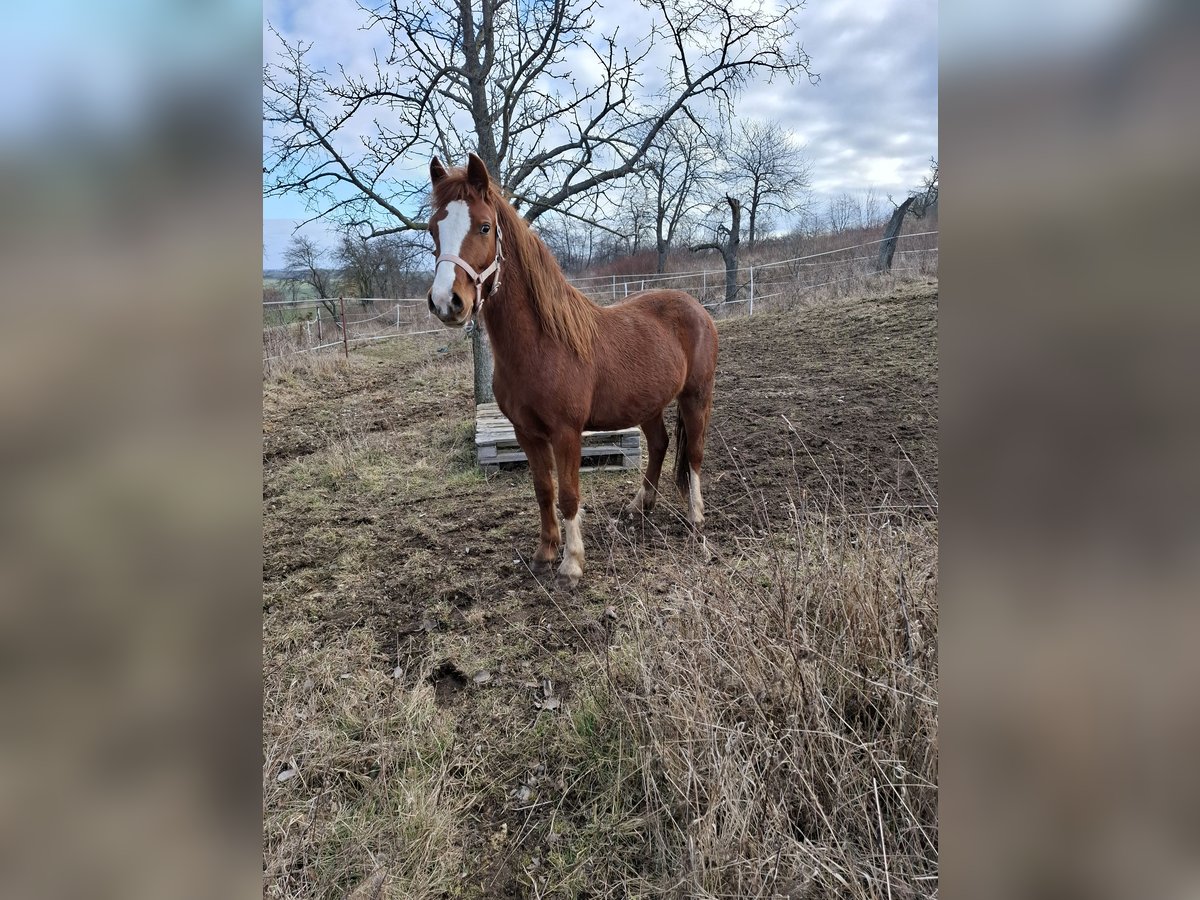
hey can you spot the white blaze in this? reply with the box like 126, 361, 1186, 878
430, 200, 471, 313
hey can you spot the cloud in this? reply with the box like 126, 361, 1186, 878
735, 0, 938, 210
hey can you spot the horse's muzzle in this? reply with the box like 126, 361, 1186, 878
428, 290, 467, 326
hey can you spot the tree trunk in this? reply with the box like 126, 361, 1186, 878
724, 196, 741, 307
878, 196, 916, 271
690, 196, 741, 311
472, 318, 495, 404
657, 241, 668, 275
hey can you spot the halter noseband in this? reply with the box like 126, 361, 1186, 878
435, 222, 504, 315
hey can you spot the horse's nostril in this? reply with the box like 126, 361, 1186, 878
450, 292, 464, 312
427, 295, 436, 314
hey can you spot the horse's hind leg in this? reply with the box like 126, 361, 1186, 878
551, 430, 585, 589
628, 411, 668, 516
515, 430, 560, 573
677, 392, 712, 529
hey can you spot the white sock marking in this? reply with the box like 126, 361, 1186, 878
560, 510, 584, 578
688, 467, 704, 525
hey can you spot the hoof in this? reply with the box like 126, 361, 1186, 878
625, 488, 655, 517
556, 562, 582, 591
531, 552, 556, 574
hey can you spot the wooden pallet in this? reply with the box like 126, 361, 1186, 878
475, 402, 641, 471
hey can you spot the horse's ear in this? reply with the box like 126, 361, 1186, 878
466, 152, 491, 193
430, 156, 447, 185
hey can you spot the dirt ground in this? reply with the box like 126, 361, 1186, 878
262, 279, 938, 898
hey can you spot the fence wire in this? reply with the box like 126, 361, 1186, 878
263, 232, 937, 364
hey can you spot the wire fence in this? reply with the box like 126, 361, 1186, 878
569, 231, 938, 314
263, 231, 937, 366
262, 297, 443, 362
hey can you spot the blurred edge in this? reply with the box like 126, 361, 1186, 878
942, 1, 1200, 899
0, 3, 263, 899
1, 0, 1199, 897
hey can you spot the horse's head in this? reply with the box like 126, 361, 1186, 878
426, 152, 503, 327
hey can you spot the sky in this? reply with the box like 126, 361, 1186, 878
262, 0, 938, 269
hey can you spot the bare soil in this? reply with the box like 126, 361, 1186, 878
263, 280, 938, 898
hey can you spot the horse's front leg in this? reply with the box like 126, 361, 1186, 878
515, 431, 560, 573
552, 430, 585, 589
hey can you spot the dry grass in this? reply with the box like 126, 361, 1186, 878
506, 502, 938, 899
627, 510, 936, 898
262, 283, 938, 898
263, 346, 353, 383
263, 624, 473, 900
262, 505, 938, 898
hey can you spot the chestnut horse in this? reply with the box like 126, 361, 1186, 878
426, 153, 718, 588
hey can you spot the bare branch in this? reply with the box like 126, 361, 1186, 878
264, 0, 818, 236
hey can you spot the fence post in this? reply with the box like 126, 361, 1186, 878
611, 275, 616, 302
624, 281, 629, 297
339, 295, 349, 358
748, 265, 754, 316
702, 269, 707, 301
316, 307, 322, 342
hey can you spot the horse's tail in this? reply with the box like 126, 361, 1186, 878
674, 411, 690, 497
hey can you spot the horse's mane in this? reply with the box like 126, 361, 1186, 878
432, 171, 599, 359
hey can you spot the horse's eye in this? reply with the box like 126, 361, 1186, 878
480, 223, 491, 235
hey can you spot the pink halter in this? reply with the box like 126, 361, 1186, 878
436, 223, 504, 313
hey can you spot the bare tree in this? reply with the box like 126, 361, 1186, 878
910, 157, 939, 219
730, 120, 811, 248
642, 124, 719, 273
861, 185, 884, 229
878, 158, 939, 271
876, 196, 916, 271
266, 0, 816, 234
265, 0, 815, 400
691, 195, 742, 308
825, 193, 860, 236
622, 187, 656, 258
335, 232, 425, 300
282, 235, 338, 318
536, 214, 594, 272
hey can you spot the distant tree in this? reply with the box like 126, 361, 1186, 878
910, 157, 939, 219
876, 196, 916, 271
642, 124, 719, 273
730, 121, 811, 248
617, 184, 656, 258
825, 193, 861, 236
878, 158, 939, 271
691, 195, 742, 308
537, 214, 596, 273
335, 232, 424, 301
861, 186, 884, 229
282, 235, 336, 317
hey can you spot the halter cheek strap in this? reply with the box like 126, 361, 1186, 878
435, 223, 504, 314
